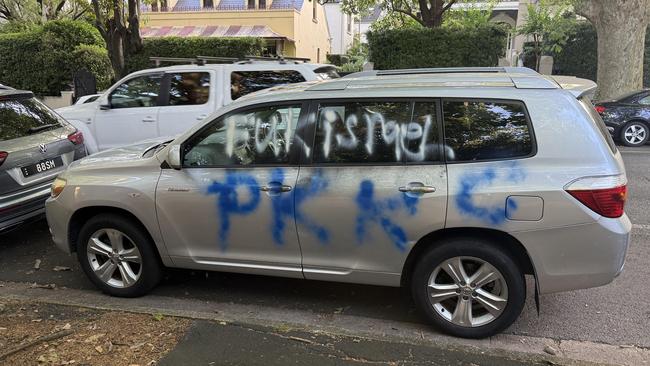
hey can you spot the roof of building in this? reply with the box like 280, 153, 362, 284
140, 25, 290, 40
360, 6, 382, 23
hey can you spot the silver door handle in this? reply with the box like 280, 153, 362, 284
142, 117, 156, 123
399, 186, 436, 193
197, 114, 208, 121
260, 185, 292, 192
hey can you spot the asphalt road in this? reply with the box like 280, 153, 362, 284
0, 145, 649, 349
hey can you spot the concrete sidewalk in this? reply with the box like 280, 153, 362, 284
2, 280, 647, 366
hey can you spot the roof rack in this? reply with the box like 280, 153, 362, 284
149, 55, 312, 67
344, 67, 538, 78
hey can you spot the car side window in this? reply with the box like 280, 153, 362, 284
109, 74, 162, 109
638, 95, 650, 105
168, 72, 210, 106
313, 100, 440, 164
230, 70, 306, 100
443, 100, 533, 162
183, 104, 302, 167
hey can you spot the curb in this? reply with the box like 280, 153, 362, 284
1, 280, 647, 366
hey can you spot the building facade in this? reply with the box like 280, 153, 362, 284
141, 0, 331, 62
323, 1, 356, 55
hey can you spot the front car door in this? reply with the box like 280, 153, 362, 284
155, 102, 307, 278
93, 73, 162, 150
295, 98, 448, 286
157, 71, 217, 138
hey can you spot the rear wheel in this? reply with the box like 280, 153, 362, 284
411, 238, 525, 338
620, 121, 649, 147
77, 214, 162, 297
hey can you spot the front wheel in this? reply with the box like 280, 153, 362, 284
620, 121, 649, 147
411, 238, 526, 338
77, 214, 163, 297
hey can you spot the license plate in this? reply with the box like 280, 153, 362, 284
21, 156, 63, 177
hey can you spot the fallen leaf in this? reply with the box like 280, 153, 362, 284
543, 345, 558, 355
53, 266, 71, 272
152, 313, 164, 321
94, 345, 103, 354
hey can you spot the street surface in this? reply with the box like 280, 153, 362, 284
0, 145, 649, 364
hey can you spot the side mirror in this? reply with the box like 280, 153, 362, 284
167, 145, 182, 170
99, 103, 111, 110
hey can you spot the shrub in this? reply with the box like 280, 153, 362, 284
0, 20, 111, 95
125, 37, 265, 73
551, 22, 597, 81
367, 25, 508, 70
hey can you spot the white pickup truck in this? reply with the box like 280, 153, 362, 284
57, 60, 339, 154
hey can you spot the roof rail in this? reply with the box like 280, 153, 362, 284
150, 55, 312, 67
344, 67, 538, 78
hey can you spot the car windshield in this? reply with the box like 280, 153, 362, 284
0, 96, 65, 142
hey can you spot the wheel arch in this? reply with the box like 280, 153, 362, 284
401, 227, 536, 288
68, 206, 165, 265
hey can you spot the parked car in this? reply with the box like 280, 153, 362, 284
56, 60, 340, 154
0, 83, 11, 90
1, 89, 86, 232
595, 89, 650, 147
45, 68, 629, 339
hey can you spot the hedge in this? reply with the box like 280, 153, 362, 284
125, 37, 265, 73
0, 20, 113, 95
367, 25, 508, 70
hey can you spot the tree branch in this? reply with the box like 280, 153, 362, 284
441, 0, 457, 14
392, 7, 425, 25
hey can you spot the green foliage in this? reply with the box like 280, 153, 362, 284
0, 20, 111, 95
443, 1, 498, 28
517, 1, 574, 70
125, 37, 265, 73
369, 12, 422, 32
326, 54, 351, 66
71, 44, 114, 90
367, 25, 508, 70
552, 21, 597, 81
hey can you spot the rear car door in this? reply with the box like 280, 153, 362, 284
93, 73, 162, 150
295, 99, 448, 285
157, 71, 217, 137
0, 93, 83, 229
155, 102, 307, 278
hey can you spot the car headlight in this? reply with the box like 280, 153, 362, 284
51, 177, 67, 198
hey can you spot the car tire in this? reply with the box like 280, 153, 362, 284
77, 213, 163, 297
411, 237, 526, 339
620, 121, 649, 147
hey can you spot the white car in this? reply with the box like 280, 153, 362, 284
56, 60, 339, 154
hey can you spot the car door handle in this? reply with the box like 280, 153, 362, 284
142, 117, 156, 123
399, 185, 436, 193
260, 185, 292, 192
197, 114, 208, 121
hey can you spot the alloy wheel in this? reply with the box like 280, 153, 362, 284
427, 256, 508, 328
86, 228, 142, 288
624, 123, 647, 145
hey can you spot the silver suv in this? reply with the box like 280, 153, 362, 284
45, 68, 630, 338
1, 90, 86, 232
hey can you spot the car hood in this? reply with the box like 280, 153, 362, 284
56, 101, 98, 120
69, 138, 170, 170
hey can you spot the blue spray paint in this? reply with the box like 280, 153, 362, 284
355, 180, 419, 252
456, 162, 526, 225
268, 168, 329, 245
207, 172, 261, 250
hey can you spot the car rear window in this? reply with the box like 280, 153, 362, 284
0, 97, 65, 142
579, 97, 617, 153
443, 100, 534, 162
230, 70, 306, 100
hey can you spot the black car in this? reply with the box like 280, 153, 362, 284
595, 90, 650, 147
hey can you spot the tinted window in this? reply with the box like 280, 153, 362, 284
638, 95, 650, 105
443, 100, 532, 161
314, 66, 341, 80
0, 97, 65, 141
313, 100, 440, 164
183, 104, 301, 167
110, 74, 162, 109
168, 72, 210, 106
230, 70, 306, 100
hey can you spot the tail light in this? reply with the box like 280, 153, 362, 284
595, 105, 606, 114
565, 175, 627, 218
67, 130, 84, 145
0, 151, 7, 167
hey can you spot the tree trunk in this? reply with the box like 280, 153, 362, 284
576, 0, 650, 100
126, 0, 143, 63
